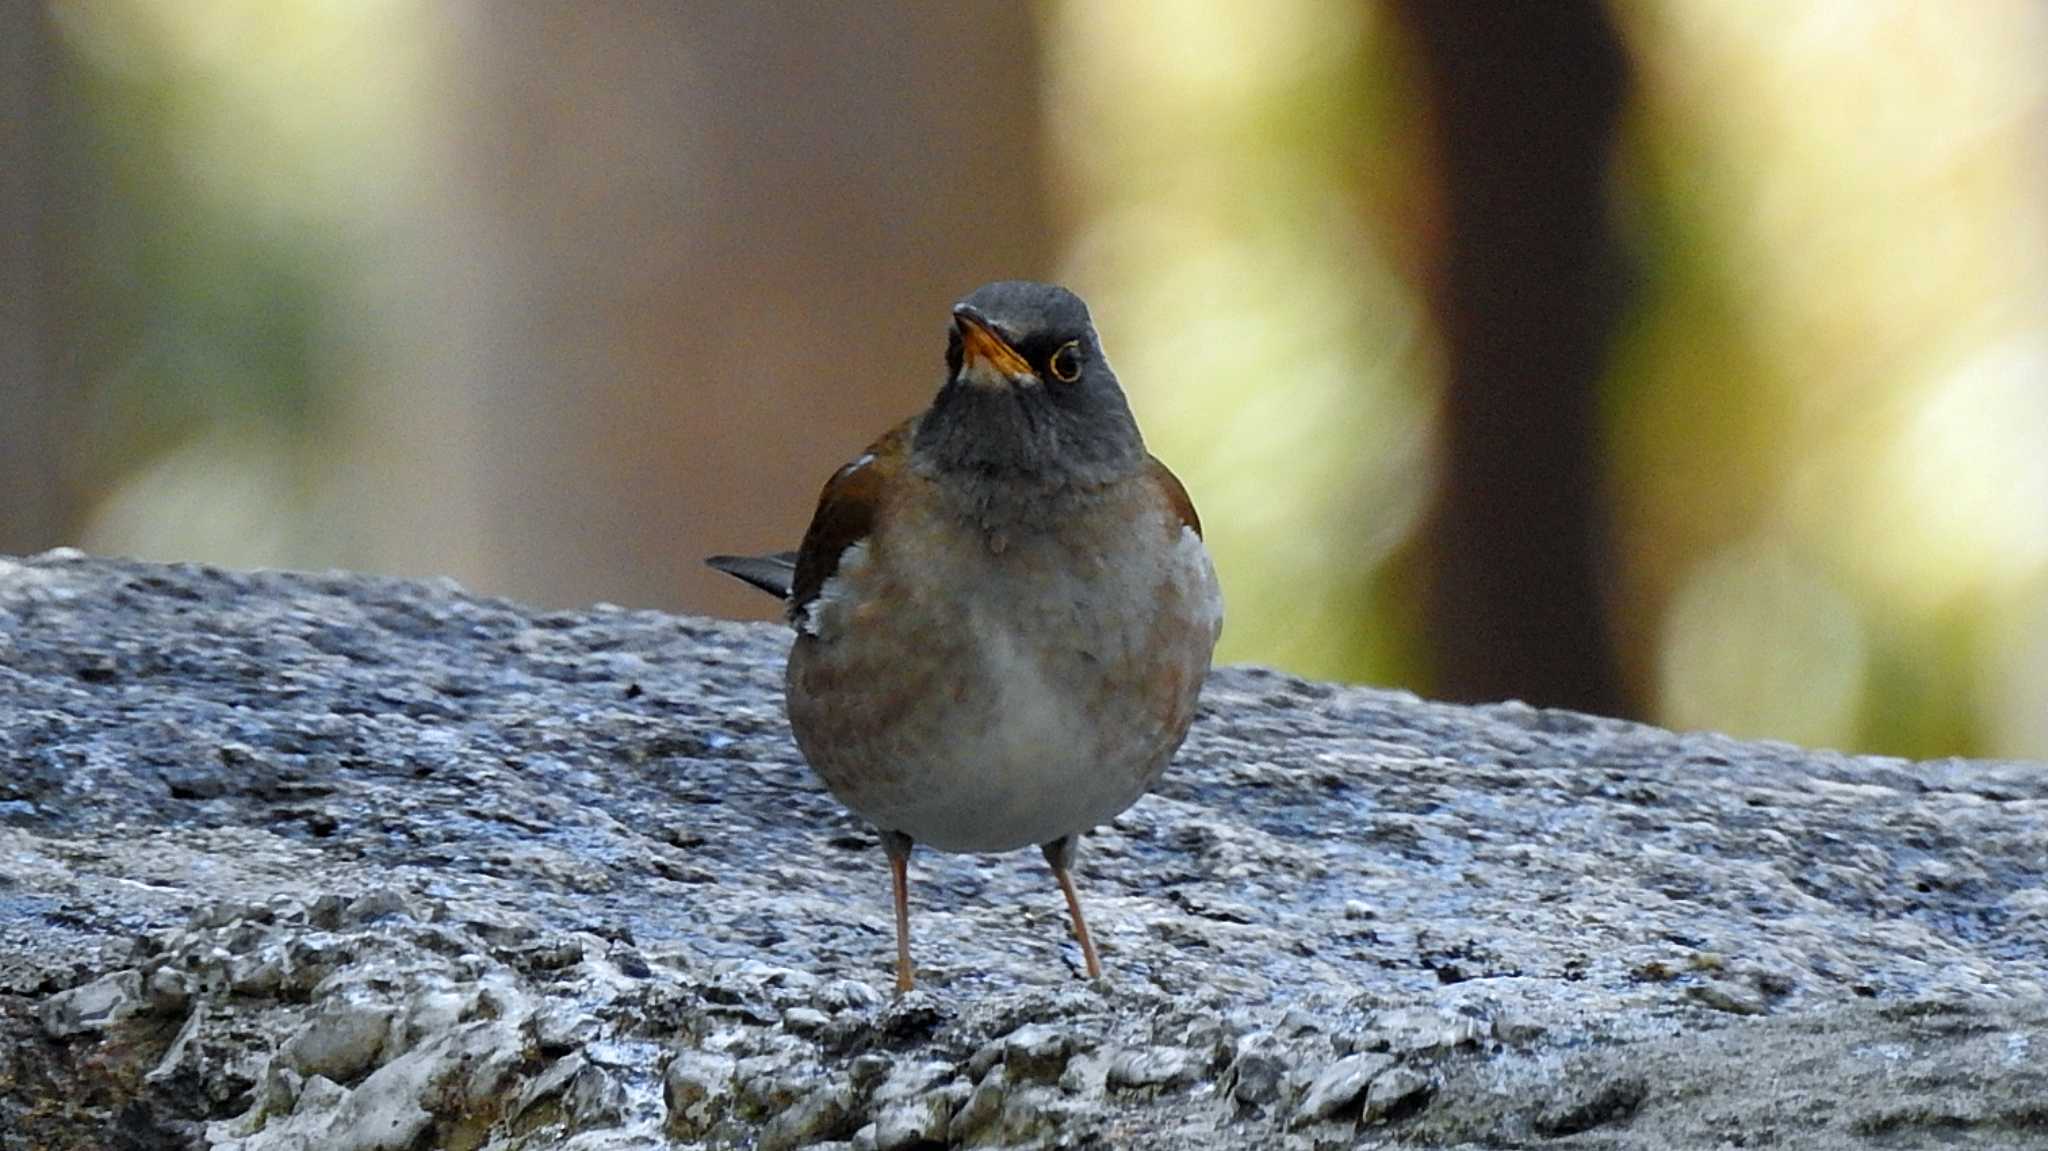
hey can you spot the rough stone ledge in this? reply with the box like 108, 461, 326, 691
1, 550, 2044, 1150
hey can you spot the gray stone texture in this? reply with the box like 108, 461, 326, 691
1, 550, 2044, 1149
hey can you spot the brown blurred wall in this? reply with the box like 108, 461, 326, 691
0, 0, 72, 556
384, 4, 1054, 619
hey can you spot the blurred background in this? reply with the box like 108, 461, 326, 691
5, 1, 2046, 760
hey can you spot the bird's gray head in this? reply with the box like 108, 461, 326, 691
911, 281, 1145, 493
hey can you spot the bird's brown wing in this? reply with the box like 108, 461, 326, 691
1145, 454, 1202, 539
788, 417, 917, 631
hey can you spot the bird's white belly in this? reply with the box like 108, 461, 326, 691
883, 617, 1153, 853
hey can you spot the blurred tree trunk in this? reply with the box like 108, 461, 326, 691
395, 4, 1053, 615
1398, 0, 1631, 716
0, 0, 72, 556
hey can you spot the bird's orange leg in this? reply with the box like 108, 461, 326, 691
1042, 835, 1103, 980
882, 830, 915, 993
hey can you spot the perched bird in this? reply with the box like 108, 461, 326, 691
708, 281, 1222, 992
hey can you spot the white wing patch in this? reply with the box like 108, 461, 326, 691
1176, 525, 1225, 642
797, 539, 870, 640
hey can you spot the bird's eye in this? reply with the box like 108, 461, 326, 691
1048, 341, 1082, 383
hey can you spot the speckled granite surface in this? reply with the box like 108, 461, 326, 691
2, 551, 2044, 1149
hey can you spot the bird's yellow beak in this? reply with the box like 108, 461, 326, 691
952, 306, 1031, 385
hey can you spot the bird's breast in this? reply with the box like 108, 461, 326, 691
785, 487, 1221, 853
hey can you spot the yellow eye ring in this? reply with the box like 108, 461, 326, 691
1048, 341, 1082, 383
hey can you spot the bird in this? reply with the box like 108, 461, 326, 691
707, 280, 1222, 993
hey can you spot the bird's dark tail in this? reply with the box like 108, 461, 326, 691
704, 552, 799, 600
